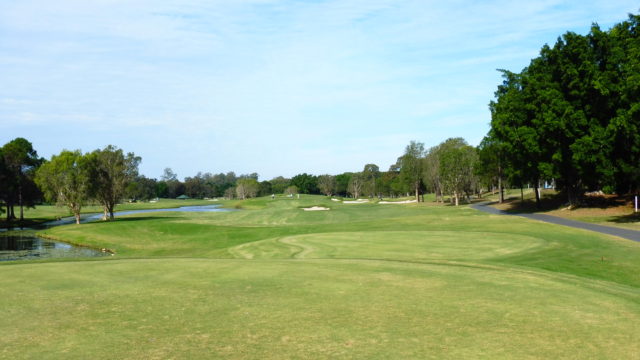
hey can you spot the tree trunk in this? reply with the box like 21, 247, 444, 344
534, 179, 541, 208
498, 176, 504, 203
454, 191, 459, 206
567, 185, 579, 207
19, 183, 24, 221
109, 203, 115, 220
520, 187, 524, 202
415, 185, 419, 203
74, 212, 81, 225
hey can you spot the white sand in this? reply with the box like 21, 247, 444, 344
343, 199, 369, 204
379, 200, 417, 204
302, 206, 330, 211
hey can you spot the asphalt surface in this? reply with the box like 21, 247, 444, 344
470, 202, 640, 243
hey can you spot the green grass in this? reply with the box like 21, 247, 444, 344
0, 198, 218, 228
1, 195, 639, 358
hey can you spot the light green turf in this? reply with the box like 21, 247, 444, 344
3, 198, 217, 226
1, 195, 640, 359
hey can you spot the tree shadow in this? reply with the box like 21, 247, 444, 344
608, 212, 640, 224
109, 216, 180, 223
489, 192, 630, 214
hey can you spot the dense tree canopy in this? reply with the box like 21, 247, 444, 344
1, 138, 42, 221
489, 14, 640, 205
86, 145, 140, 220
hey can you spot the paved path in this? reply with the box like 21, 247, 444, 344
470, 202, 640, 242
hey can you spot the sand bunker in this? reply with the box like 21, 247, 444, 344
343, 199, 369, 204
302, 206, 330, 211
379, 200, 417, 204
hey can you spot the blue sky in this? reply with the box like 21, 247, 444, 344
1, 1, 638, 180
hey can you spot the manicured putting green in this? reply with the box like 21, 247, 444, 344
229, 231, 546, 260
1, 259, 638, 359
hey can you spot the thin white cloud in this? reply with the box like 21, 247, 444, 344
1, 0, 638, 178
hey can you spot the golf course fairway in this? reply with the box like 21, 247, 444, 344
1, 196, 639, 359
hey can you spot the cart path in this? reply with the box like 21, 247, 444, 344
470, 202, 640, 242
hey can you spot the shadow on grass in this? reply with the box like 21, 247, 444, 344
485, 192, 635, 217
108, 216, 180, 223
608, 212, 640, 223
0, 218, 52, 230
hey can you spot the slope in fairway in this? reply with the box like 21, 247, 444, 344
228, 231, 547, 260
1, 259, 639, 359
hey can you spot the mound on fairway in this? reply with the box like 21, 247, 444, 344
228, 231, 546, 260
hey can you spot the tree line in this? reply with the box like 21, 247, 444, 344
484, 13, 640, 207
1, 135, 492, 227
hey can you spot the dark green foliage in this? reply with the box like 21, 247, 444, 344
86, 145, 140, 220
1, 138, 43, 221
398, 141, 425, 201
269, 176, 291, 194
489, 14, 640, 204
290, 173, 319, 194
334, 173, 352, 196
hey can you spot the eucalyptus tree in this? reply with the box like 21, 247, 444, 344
317, 175, 336, 196
35, 150, 92, 224
236, 178, 259, 199
362, 164, 380, 197
438, 138, 478, 206
86, 145, 140, 220
284, 185, 298, 196
399, 141, 425, 202
348, 173, 365, 199
422, 145, 443, 203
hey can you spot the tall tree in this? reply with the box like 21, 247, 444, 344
2, 138, 42, 221
399, 141, 425, 202
362, 164, 380, 197
236, 178, 259, 199
477, 132, 506, 203
317, 175, 336, 196
439, 139, 478, 206
423, 145, 443, 203
87, 145, 140, 220
35, 150, 91, 224
348, 173, 365, 199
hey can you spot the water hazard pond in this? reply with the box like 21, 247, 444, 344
0, 205, 232, 261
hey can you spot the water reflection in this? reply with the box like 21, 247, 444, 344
0, 204, 233, 261
0, 235, 107, 261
